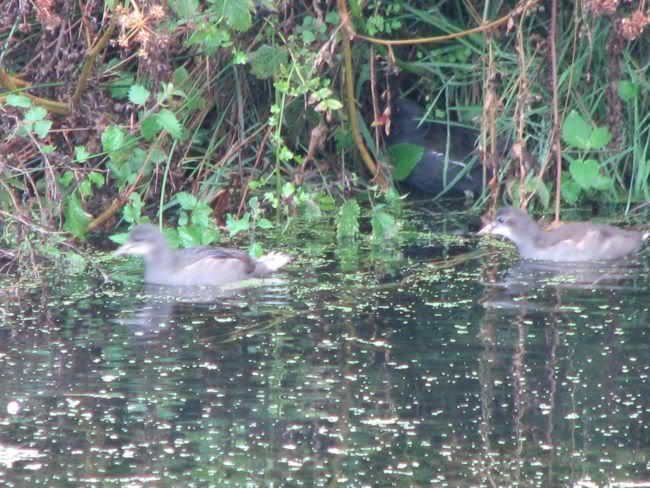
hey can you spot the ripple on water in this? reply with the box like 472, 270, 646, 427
1, 204, 649, 486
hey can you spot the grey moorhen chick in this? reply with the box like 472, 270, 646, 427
387, 99, 506, 198
479, 207, 649, 262
114, 224, 291, 286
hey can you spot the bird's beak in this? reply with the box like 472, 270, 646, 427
114, 241, 154, 256
478, 222, 496, 236
113, 242, 133, 256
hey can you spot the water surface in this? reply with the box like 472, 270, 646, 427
1, 205, 649, 486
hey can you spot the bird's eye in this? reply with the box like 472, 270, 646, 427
496, 216, 505, 224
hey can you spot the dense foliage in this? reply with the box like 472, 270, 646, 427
0, 0, 648, 270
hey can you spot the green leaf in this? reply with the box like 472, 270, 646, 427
128, 84, 150, 105
388, 143, 425, 181
226, 213, 250, 237
6, 94, 32, 108
101, 126, 126, 152
24, 106, 47, 122
561, 111, 611, 151
123, 204, 139, 224
325, 11, 339, 24
212, 0, 252, 32
178, 226, 202, 247
176, 192, 198, 210
279, 146, 294, 161
315, 98, 343, 111
569, 158, 612, 191
156, 109, 182, 139
249, 196, 260, 212
336, 199, 360, 240
140, 115, 161, 141
109, 74, 135, 99
123, 193, 144, 224
561, 111, 592, 150
60, 171, 75, 188
33, 120, 52, 139
281, 182, 295, 198
569, 159, 597, 189
190, 206, 212, 227
64, 193, 90, 238
257, 218, 273, 230
317, 193, 336, 211
592, 173, 613, 191
248, 242, 263, 258
109, 232, 129, 245
88, 172, 105, 187
302, 29, 316, 44
74, 146, 90, 162
162, 228, 181, 248
232, 50, 247, 64
589, 127, 612, 150
149, 147, 167, 164
617, 80, 638, 102
187, 23, 231, 54
168, 0, 199, 19
200, 227, 220, 245
79, 180, 92, 197
251, 45, 288, 79
561, 172, 581, 204
264, 191, 279, 209
109, 146, 147, 187
173, 67, 190, 86
371, 209, 397, 241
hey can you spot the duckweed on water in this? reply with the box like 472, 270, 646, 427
0, 205, 650, 485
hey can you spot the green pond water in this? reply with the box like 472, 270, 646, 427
1, 204, 650, 486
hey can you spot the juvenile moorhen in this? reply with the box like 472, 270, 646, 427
479, 207, 649, 262
388, 99, 506, 198
114, 224, 291, 286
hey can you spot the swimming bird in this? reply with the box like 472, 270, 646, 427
386, 99, 496, 198
479, 207, 648, 262
114, 224, 291, 286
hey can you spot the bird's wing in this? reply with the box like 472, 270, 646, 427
536, 223, 643, 259
176, 247, 256, 275
535, 223, 601, 250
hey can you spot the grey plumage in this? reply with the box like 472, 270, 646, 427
115, 224, 290, 286
479, 207, 647, 262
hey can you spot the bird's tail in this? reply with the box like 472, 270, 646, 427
254, 252, 291, 275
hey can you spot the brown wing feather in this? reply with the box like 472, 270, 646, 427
536, 223, 610, 249
176, 246, 256, 274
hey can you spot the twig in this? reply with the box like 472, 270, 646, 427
0, 68, 70, 115
338, 0, 388, 189
70, 15, 118, 107
0, 209, 62, 236
344, 7, 513, 46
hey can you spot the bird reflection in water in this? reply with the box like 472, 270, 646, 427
479, 259, 648, 311
115, 278, 291, 343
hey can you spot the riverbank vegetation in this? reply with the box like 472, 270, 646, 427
1, 0, 648, 272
